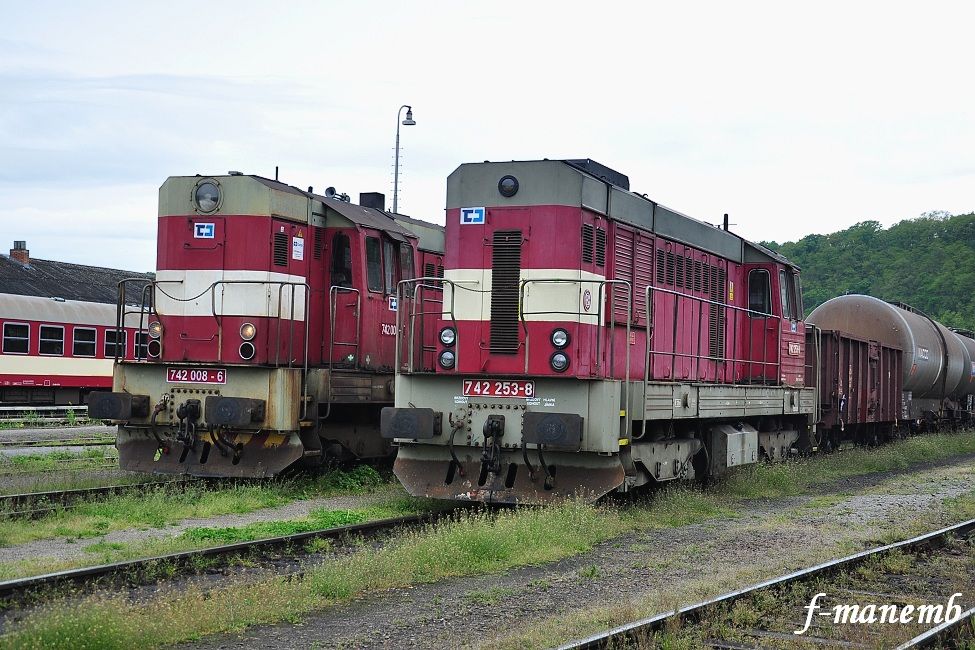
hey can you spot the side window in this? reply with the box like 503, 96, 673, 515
73, 327, 96, 356
331, 233, 352, 287
793, 273, 804, 320
39, 325, 64, 355
383, 239, 397, 295
105, 329, 127, 358
779, 269, 796, 320
365, 237, 382, 292
748, 270, 771, 316
2, 322, 29, 354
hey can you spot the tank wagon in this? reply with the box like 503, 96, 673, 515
383, 159, 819, 504
808, 295, 975, 431
89, 173, 443, 477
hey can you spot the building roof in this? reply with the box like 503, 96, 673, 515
0, 254, 154, 305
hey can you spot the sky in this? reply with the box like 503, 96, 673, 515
1, 1, 973, 272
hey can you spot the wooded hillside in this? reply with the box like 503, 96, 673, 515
761, 211, 975, 330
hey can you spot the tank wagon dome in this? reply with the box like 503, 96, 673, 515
807, 294, 975, 400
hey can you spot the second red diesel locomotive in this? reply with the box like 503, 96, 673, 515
90, 173, 443, 477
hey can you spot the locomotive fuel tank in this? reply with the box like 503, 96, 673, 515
807, 295, 975, 403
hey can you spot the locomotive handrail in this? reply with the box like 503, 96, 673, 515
395, 277, 469, 375
642, 285, 780, 405
408, 282, 446, 373
114, 278, 156, 363
518, 278, 632, 442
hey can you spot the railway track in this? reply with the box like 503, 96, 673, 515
0, 438, 114, 449
0, 511, 443, 607
560, 518, 975, 649
0, 480, 195, 518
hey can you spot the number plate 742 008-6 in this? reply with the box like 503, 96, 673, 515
166, 367, 227, 384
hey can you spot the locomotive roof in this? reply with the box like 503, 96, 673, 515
0, 254, 153, 305
447, 159, 799, 270
176, 174, 444, 254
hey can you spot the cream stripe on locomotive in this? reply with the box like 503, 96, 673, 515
0, 355, 113, 377
442, 268, 606, 324
154, 270, 308, 321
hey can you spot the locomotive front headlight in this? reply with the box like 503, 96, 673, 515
439, 327, 456, 347
239, 322, 256, 341
239, 341, 255, 360
147, 339, 162, 358
551, 328, 570, 349
148, 321, 163, 339
498, 175, 519, 198
194, 180, 221, 213
438, 350, 456, 369
550, 351, 570, 373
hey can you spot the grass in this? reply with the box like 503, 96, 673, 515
0, 448, 117, 476
3, 431, 975, 648
0, 466, 389, 548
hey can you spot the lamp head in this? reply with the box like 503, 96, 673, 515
402, 107, 416, 126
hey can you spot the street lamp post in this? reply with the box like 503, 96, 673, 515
393, 104, 416, 214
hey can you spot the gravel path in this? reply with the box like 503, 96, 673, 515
179, 455, 975, 650
0, 493, 387, 564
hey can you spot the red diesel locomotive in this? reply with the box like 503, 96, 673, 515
90, 173, 443, 477
384, 159, 814, 503
383, 159, 975, 504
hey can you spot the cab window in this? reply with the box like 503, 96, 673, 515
793, 273, 803, 319
331, 233, 352, 287
383, 239, 398, 295
365, 237, 382, 292
399, 243, 415, 297
748, 269, 771, 316
779, 269, 796, 320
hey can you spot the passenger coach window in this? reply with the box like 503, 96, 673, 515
39, 325, 64, 355
779, 269, 796, 320
365, 237, 382, 292
73, 328, 96, 357
135, 332, 149, 359
2, 323, 29, 354
331, 233, 352, 287
747, 270, 771, 317
105, 330, 127, 358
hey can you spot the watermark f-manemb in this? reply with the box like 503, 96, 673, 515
796, 592, 965, 635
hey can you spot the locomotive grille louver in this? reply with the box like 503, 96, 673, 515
595, 228, 606, 267
490, 230, 523, 354
665, 251, 675, 286
581, 224, 594, 264
272, 232, 288, 267
313, 227, 324, 260
676, 255, 685, 288
709, 266, 727, 359
656, 249, 665, 284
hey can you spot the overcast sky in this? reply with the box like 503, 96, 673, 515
2, 1, 973, 272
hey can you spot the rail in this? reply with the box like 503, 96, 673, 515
395, 277, 462, 375
0, 405, 90, 423
559, 517, 975, 649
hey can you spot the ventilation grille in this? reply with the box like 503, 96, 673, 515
490, 230, 522, 354
708, 266, 727, 359
582, 224, 594, 264
313, 227, 324, 260
595, 228, 606, 267
273, 232, 288, 267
